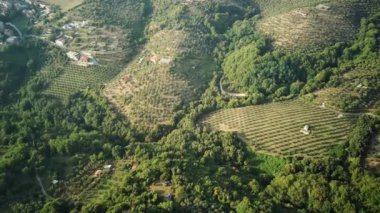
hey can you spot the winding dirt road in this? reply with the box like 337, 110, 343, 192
219, 76, 248, 97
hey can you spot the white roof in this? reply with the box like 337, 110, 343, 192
67, 51, 79, 55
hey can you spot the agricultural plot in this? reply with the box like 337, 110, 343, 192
201, 100, 354, 157
49, 159, 109, 200
255, 0, 328, 17
80, 160, 138, 203
313, 62, 380, 111
41, 63, 122, 99
104, 30, 214, 127
45, 0, 84, 11
256, 0, 380, 51
60, 26, 128, 61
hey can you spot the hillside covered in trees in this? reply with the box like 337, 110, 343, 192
1, 0, 380, 212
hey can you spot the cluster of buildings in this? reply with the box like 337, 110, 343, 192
66, 51, 99, 67
0, 0, 54, 46
0, 0, 48, 20
0, 0, 13, 17
62, 21, 89, 30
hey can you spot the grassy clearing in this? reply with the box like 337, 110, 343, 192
248, 151, 287, 176
45, 0, 84, 11
201, 100, 354, 157
256, 0, 380, 51
150, 183, 172, 197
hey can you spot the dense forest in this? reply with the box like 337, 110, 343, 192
0, 0, 380, 212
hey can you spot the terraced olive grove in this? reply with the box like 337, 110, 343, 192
104, 30, 214, 127
256, 0, 380, 51
201, 100, 354, 157
42, 63, 121, 99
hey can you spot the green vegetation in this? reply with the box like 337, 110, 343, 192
221, 11, 380, 108
75, 0, 150, 39
1, 0, 380, 212
0, 41, 45, 105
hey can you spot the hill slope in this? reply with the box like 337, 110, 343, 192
201, 100, 354, 157
256, 0, 380, 51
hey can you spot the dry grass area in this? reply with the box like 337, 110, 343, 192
256, 0, 379, 51
312, 62, 380, 112
256, 4, 354, 51
312, 88, 358, 110
150, 183, 172, 197
45, 0, 84, 11
201, 99, 354, 157
103, 30, 195, 127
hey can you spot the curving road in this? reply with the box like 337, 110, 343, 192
36, 173, 52, 198
219, 76, 248, 97
5, 22, 22, 38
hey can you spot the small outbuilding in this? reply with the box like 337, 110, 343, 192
55, 37, 66, 47
300, 125, 311, 135
6, 36, 19, 45
94, 169, 102, 177
66, 51, 80, 61
316, 4, 331, 11
131, 162, 139, 170
150, 54, 160, 64
104, 164, 112, 169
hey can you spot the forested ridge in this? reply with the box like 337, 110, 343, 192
0, 0, 380, 212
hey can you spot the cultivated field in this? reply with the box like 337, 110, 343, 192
41, 63, 122, 99
256, 0, 380, 51
313, 62, 380, 111
45, 0, 84, 11
103, 30, 214, 127
201, 100, 354, 157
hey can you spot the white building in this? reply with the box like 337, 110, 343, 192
300, 125, 311, 135
55, 37, 66, 47
6, 36, 19, 45
66, 51, 80, 61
